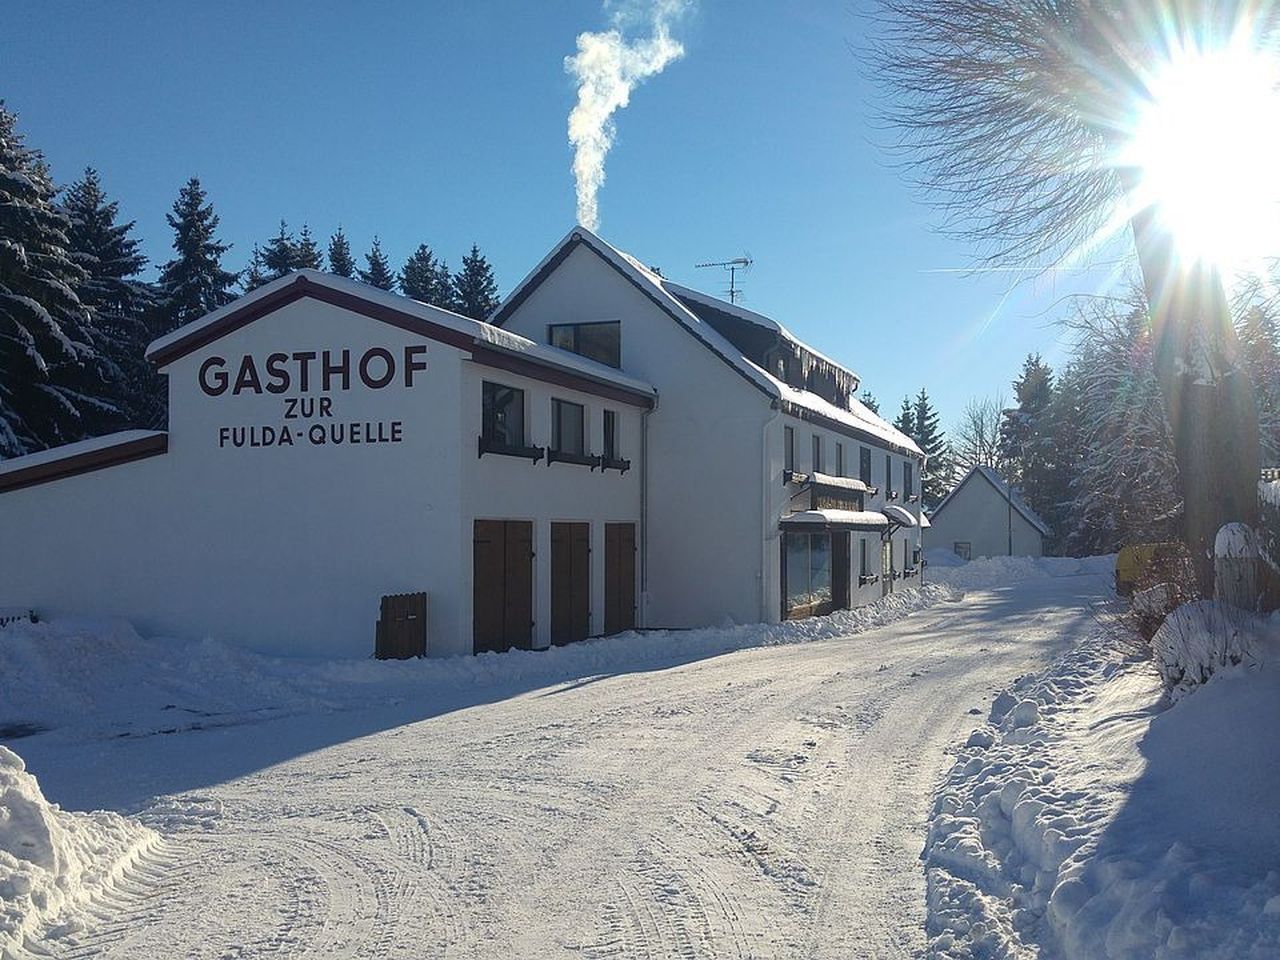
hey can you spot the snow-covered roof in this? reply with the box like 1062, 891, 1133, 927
781, 509, 889, 528
806, 472, 872, 494
147, 270, 657, 403
0, 430, 164, 477
933, 465, 1051, 536
491, 227, 922, 458
882, 504, 918, 528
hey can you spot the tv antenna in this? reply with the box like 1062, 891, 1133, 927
695, 255, 753, 304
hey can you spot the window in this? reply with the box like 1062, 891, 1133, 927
885, 454, 894, 496
551, 399, 585, 455
603, 409, 618, 460
482, 381, 525, 447
954, 541, 972, 561
860, 447, 872, 485
812, 435, 823, 474
836, 442, 844, 477
549, 321, 621, 368
859, 538, 869, 577
784, 531, 832, 618
904, 462, 914, 498
784, 426, 795, 472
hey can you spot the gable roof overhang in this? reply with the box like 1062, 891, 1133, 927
931, 465, 1051, 536
146, 272, 657, 409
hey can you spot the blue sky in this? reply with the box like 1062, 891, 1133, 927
4, 1, 1123, 429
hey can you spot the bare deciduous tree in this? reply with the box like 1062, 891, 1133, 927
951, 395, 1005, 475
873, 0, 1277, 592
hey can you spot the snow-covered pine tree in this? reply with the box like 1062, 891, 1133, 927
912, 388, 950, 509
452, 244, 500, 320
860, 390, 880, 415
156, 177, 237, 332
63, 167, 161, 429
358, 237, 396, 291
0, 105, 120, 457
294, 224, 323, 270
893, 396, 915, 438
400, 244, 456, 309
998, 354, 1061, 530
1234, 280, 1280, 467
327, 228, 355, 278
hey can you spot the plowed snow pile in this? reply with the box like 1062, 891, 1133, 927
0, 746, 156, 952
924, 601, 1280, 959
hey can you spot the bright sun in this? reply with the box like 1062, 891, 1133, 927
1124, 42, 1280, 275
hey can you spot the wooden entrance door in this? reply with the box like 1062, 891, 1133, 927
473, 519, 534, 654
551, 522, 591, 645
831, 531, 850, 610
604, 522, 637, 635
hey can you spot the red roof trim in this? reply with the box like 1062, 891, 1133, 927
0, 433, 169, 494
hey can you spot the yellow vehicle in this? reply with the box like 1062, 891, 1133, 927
1115, 542, 1190, 596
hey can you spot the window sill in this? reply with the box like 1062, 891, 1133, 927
906, 495, 920, 504
478, 437, 545, 463
547, 449, 599, 468
600, 456, 631, 474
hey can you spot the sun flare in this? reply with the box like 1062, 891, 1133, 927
1124, 41, 1280, 275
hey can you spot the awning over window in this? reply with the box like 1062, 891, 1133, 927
780, 509, 889, 531
806, 471, 872, 494
882, 504, 917, 528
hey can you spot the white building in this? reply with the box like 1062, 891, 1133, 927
927, 465, 1049, 559
0, 227, 924, 659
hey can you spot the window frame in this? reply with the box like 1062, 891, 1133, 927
859, 446, 872, 486
548, 320, 622, 369
548, 397, 594, 467
478, 380, 544, 462
812, 434, 823, 474
784, 426, 795, 473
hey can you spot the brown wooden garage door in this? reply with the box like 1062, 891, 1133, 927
473, 519, 534, 654
604, 522, 636, 636
551, 522, 590, 645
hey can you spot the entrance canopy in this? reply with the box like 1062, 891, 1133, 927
881, 504, 917, 528
780, 509, 889, 531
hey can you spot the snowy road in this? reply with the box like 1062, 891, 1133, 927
21, 572, 1107, 959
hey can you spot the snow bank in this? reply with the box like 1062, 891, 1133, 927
0, 746, 156, 951
1152, 601, 1278, 699
925, 614, 1280, 959
926, 554, 1115, 592
0, 585, 959, 740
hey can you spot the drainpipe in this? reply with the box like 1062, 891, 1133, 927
762, 401, 783, 622
640, 397, 655, 627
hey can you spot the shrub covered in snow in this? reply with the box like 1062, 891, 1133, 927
1151, 600, 1277, 698
926, 553, 1115, 592
0, 746, 156, 950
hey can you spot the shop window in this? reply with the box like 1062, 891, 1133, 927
482, 381, 525, 447
783, 531, 832, 618
549, 321, 621, 368
860, 446, 872, 485
551, 399, 585, 456
785, 426, 795, 472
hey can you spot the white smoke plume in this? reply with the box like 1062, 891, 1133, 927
565, 0, 688, 230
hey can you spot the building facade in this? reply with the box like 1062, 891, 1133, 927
928, 465, 1049, 559
0, 228, 924, 659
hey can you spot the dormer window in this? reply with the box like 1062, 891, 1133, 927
549, 321, 621, 368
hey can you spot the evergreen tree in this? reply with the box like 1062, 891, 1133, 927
242, 244, 270, 292
452, 244, 500, 320
859, 390, 880, 415
358, 237, 396, 290
893, 396, 915, 437
911, 388, 951, 509
1237, 301, 1280, 467
998, 354, 1060, 530
0, 104, 119, 456
327, 227, 355, 278
400, 244, 456, 309
294, 223, 323, 270
156, 177, 237, 332
260, 220, 299, 279
63, 167, 161, 428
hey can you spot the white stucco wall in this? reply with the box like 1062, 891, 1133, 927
927, 473, 1044, 559
458, 362, 644, 648
1, 298, 471, 658
497, 244, 773, 629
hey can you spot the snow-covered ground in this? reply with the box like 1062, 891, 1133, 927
0, 568, 1108, 959
925, 590, 1280, 959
